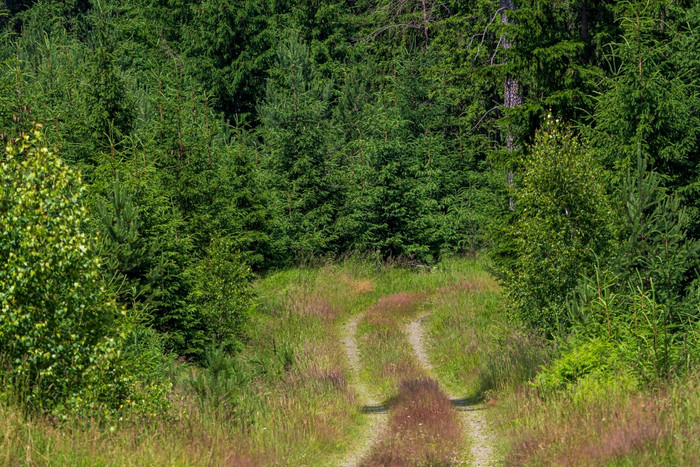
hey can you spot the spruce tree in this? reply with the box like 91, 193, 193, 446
591, 1, 700, 237
259, 32, 342, 262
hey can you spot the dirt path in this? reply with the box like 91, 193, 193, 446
339, 314, 388, 467
406, 315, 434, 373
407, 314, 497, 466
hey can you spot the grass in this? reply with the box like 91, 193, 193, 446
0, 260, 380, 465
350, 257, 481, 464
420, 257, 552, 403
422, 257, 700, 466
355, 256, 482, 399
0, 256, 476, 465
495, 373, 700, 466
422, 271, 504, 399
357, 292, 427, 399
3, 255, 696, 465
361, 378, 463, 466
0, 401, 259, 465
222, 262, 381, 462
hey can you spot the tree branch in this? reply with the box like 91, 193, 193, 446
471, 7, 506, 62
490, 34, 505, 65
465, 105, 501, 135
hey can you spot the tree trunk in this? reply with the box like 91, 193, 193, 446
420, 0, 430, 47
581, 1, 590, 63
500, 0, 522, 210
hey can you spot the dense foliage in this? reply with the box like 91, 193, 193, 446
0, 126, 166, 416
0, 0, 698, 419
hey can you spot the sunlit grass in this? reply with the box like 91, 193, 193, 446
423, 280, 505, 399
354, 256, 480, 399
3, 255, 694, 465
357, 292, 427, 399
422, 258, 700, 465
0, 260, 381, 465
495, 373, 700, 465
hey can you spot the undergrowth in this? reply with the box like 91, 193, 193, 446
357, 292, 426, 399
0, 259, 379, 465
2, 256, 696, 465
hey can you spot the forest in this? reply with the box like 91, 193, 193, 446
0, 0, 698, 465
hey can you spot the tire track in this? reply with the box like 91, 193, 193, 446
339, 313, 388, 467
406, 314, 497, 466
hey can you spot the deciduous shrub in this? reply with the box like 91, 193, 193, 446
502, 118, 612, 336
0, 126, 166, 416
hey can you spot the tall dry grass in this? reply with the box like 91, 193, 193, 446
498, 373, 700, 466
361, 378, 463, 466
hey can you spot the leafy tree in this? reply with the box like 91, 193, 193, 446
0, 126, 144, 414
503, 119, 612, 335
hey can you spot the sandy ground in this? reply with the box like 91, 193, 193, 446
339, 314, 388, 467
406, 314, 497, 466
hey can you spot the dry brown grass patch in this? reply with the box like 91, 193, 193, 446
381, 359, 423, 379
340, 273, 376, 294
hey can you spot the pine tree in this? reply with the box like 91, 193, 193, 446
259, 32, 342, 262
614, 156, 699, 319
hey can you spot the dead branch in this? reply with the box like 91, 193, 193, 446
470, 6, 506, 62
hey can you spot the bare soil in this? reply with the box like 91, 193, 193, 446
339, 314, 388, 467
406, 314, 497, 466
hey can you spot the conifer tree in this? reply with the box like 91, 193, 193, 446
591, 1, 700, 236
340, 52, 444, 260
259, 32, 342, 262
613, 156, 699, 319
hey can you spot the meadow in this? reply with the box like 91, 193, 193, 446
2, 256, 698, 465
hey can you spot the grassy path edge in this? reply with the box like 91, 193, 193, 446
337, 313, 388, 467
406, 313, 497, 466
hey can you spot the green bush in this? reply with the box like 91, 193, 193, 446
0, 126, 166, 416
533, 338, 619, 393
501, 118, 612, 336
186, 236, 255, 354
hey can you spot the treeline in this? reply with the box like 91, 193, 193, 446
1, 0, 699, 416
